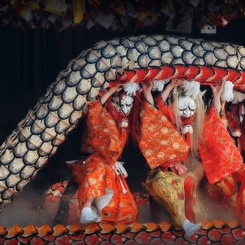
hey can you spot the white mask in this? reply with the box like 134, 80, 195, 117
120, 94, 134, 115
178, 96, 196, 118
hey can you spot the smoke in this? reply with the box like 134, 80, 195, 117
0, 183, 50, 228
0, 129, 241, 229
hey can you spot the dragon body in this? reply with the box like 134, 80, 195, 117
1, 34, 245, 243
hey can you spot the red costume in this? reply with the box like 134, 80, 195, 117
138, 96, 244, 225
69, 100, 138, 224
199, 105, 243, 184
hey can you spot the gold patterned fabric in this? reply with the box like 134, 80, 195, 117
138, 101, 189, 170
143, 168, 186, 226
199, 106, 243, 184
70, 100, 138, 224
142, 168, 204, 226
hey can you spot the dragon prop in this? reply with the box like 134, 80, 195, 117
1, 34, 245, 244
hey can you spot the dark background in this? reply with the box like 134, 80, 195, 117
1, 16, 245, 206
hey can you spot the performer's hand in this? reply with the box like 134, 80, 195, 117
109, 83, 121, 94
169, 78, 183, 88
210, 79, 225, 99
210, 79, 225, 112
141, 81, 154, 105
161, 78, 183, 102
141, 81, 153, 94
100, 83, 121, 105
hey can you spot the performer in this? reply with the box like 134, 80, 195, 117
68, 84, 138, 224
225, 97, 245, 154
138, 79, 244, 236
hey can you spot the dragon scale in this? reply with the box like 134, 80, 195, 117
1, 34, 245, 213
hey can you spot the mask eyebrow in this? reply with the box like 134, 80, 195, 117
178, 97, 196, 110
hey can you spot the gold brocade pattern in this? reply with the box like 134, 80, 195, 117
138, 101, 189, 170
143, 168, 204, 226
70, 100, 138, 224
143, 168, 185, 226
199, 106, 243, 184
81, 100, 127, 166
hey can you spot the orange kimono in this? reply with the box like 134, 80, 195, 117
139, 98, 243, 183
69, 100, 138, 224
199, 106, 245, 222
138, 100, 199, 226
139, 98, 245, 224
138, 100, 189, 170
199, 105, 243, 184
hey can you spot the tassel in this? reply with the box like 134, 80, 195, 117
123, 82, 140, 96
152, 79, 169, 92
183, 80, 201, 99
221, 81, 234, 102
